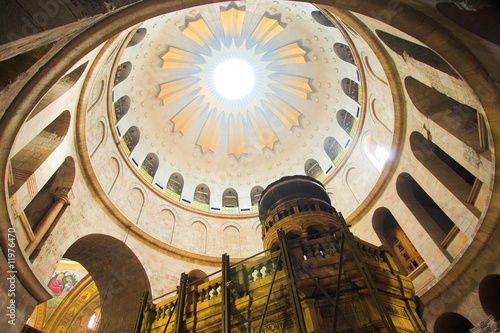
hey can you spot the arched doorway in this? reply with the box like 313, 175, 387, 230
479, 274, 500, 320
434, 312, 473, 333
63, 234, 151, 332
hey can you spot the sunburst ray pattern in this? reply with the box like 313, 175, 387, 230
157, 4, 312, 158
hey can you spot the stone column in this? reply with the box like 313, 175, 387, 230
25, 194, 70, 257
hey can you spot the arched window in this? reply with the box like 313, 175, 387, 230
376, 30, 459, 78
341, 78, 359, 103
87, 312, 97, 329
304, 159, 325, 181
372, 208, 424, 275
28, 62, 88, 121
222, 188, 239, 213
139, 153, 159, 183
434, 312, 474, 333
324, 137, 344, 166
410, 132, 479, 208
166, 173, 183, 200
250, 186, 264, 211
306, 226, 322, 240
405, 77, 482, 150
193, 184, 210, 210
286, 231, 301, 242
187, 269, 209, 286
113, 96, 130, 123
333, 43, 355, 65
114, 61, 132, 86
364, 136, 389, 172
396, 173, 460, 258
311, 10, 336, 27
337, 109, 357, 136
120, 126, 140, 156
9, 111, 71, 196
127, 28, 147, 47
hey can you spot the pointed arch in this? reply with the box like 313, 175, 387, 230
127, 187, 145, 224
159, 209, 176, 244
107, 157, 120, 195
87, 78, 106, 114
90, 120, 106, 158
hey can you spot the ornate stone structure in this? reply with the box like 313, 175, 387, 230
136, 176, 428, 332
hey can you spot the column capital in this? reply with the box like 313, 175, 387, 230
54, 188, 71, 205
54, 194, 71, 205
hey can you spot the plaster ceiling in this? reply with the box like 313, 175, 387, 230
109, 0, 364, 214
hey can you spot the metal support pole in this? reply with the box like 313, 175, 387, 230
133, 290, 149, 333
222, 254, 230, 333
277, 229, 307, 333
257, 254, 282, 333
173, 272, 188, 333
291, 253, 360, 333
162, 300, 177, 333
338, 212, 398, 333
332, 234, 344, 333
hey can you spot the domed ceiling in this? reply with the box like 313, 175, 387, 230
109, 1, 364, 215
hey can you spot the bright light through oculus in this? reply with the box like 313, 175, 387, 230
214, 59, 255, 100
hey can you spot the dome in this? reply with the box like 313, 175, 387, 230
1, 0, 499, 331
102, 1, 373, 216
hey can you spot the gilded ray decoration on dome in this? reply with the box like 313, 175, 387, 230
157, 3, 313, 159
108, 0, 365, 215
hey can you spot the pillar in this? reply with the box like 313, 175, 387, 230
25, 194, 70, 257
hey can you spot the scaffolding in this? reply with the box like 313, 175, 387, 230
134, 214, 425, 332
